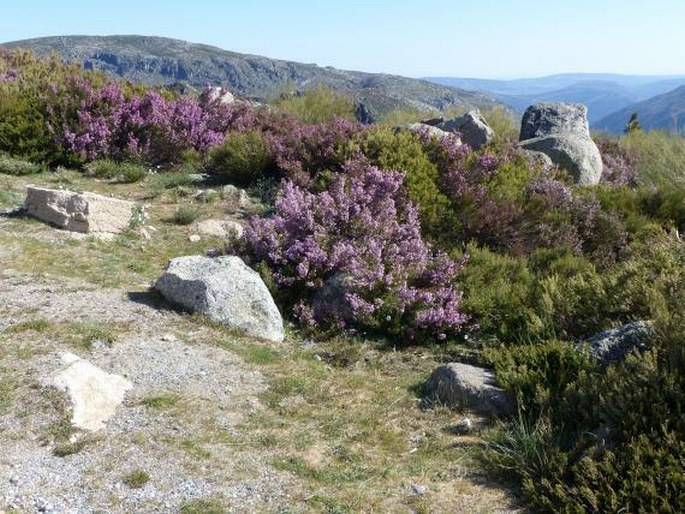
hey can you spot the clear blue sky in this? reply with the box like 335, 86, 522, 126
3, 0, 685, 78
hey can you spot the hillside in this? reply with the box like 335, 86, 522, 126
1, 35, 503, 119
595, 85, 685, 133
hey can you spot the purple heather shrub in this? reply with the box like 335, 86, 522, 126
49, 77, 269, 164
0, 69, 19, 82
522, 176, 628, 264
596, 138, 641, 187
262, 115, 366, 181
238, 156, 468, 342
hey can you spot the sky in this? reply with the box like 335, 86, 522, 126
2, 0, 685, 79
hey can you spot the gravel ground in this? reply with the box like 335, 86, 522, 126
0, 270, 294, 513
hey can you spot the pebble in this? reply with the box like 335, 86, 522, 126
410, 484, 428, 496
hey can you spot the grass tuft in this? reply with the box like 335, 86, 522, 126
122, 468, 150, 488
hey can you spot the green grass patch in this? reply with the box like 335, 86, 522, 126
0, 154, 44, 175
181, 439, 212, 460
85, 159, 147, 184
6, 319, 52, 333
0, 373, 17, 415
180, 499, 226, 514
122, 468, 150, 488
140, 392, 181, 410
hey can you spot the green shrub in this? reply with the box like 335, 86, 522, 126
207, 130, 273, 186
484, 268, 685, 513
457, 245, 543, 342
345, 127, 451, 234
480, 106, 520, 144
173, 205, 201, 225
378, 106, 437, 126
272, 86, 356, 124
620, 130, 685, 188
84, 159, 147, 183
0, 153, 43, 175
483, 339, 595, 417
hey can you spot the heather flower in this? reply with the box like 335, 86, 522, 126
237, 156, 468, 342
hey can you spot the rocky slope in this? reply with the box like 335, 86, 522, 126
2, 35, 503, 119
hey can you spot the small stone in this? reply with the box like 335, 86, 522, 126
454, 416, 473, 434
47, 352, 133, 431
188, 234, 201, 243
410, 484, 428, 496
424, 362, 514, 416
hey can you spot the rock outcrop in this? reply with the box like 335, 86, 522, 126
222, 185, 260, 213
427, 110, 494, 150
583, 321, 653, 365
155, 255, 284, 343
193, 219, 244, 239
24, 186, 135, 234
47, 352, 133, 431
405, 122, 455, 141
199, 86, 236, 105
424, 362, 514, 416
518, 103, 603, 185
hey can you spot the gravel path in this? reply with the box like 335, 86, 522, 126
0, 270, 293, 513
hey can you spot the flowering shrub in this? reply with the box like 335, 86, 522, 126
262, 115, 365, 181
237, 156, 468, 342
596, 138, 641, 187
344, 127, 450, 234
48, 77, 260, 165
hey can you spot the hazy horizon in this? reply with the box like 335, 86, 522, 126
4, 0, 685, 79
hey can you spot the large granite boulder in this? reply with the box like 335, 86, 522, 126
24, 186, 135, 233
520, 103, 591, 140
424, 362, 514, 416
518, 103, 603, 186
434, 110, 494, 150
155, 255, 284, 343
583, 321, 653, 365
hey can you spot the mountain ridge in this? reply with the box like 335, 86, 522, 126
426, 73, 685, 128
1, 35, 504, 120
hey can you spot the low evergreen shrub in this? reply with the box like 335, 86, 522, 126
0, 153, 43, 175
207, 130, 273, 186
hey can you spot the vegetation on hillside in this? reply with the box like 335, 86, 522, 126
1, 49, 684, 512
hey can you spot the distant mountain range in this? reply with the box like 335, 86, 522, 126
426, 74, 685, 132
3, 36, 685, 134
594, 85, 685, 133
1, 35, 503, 121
